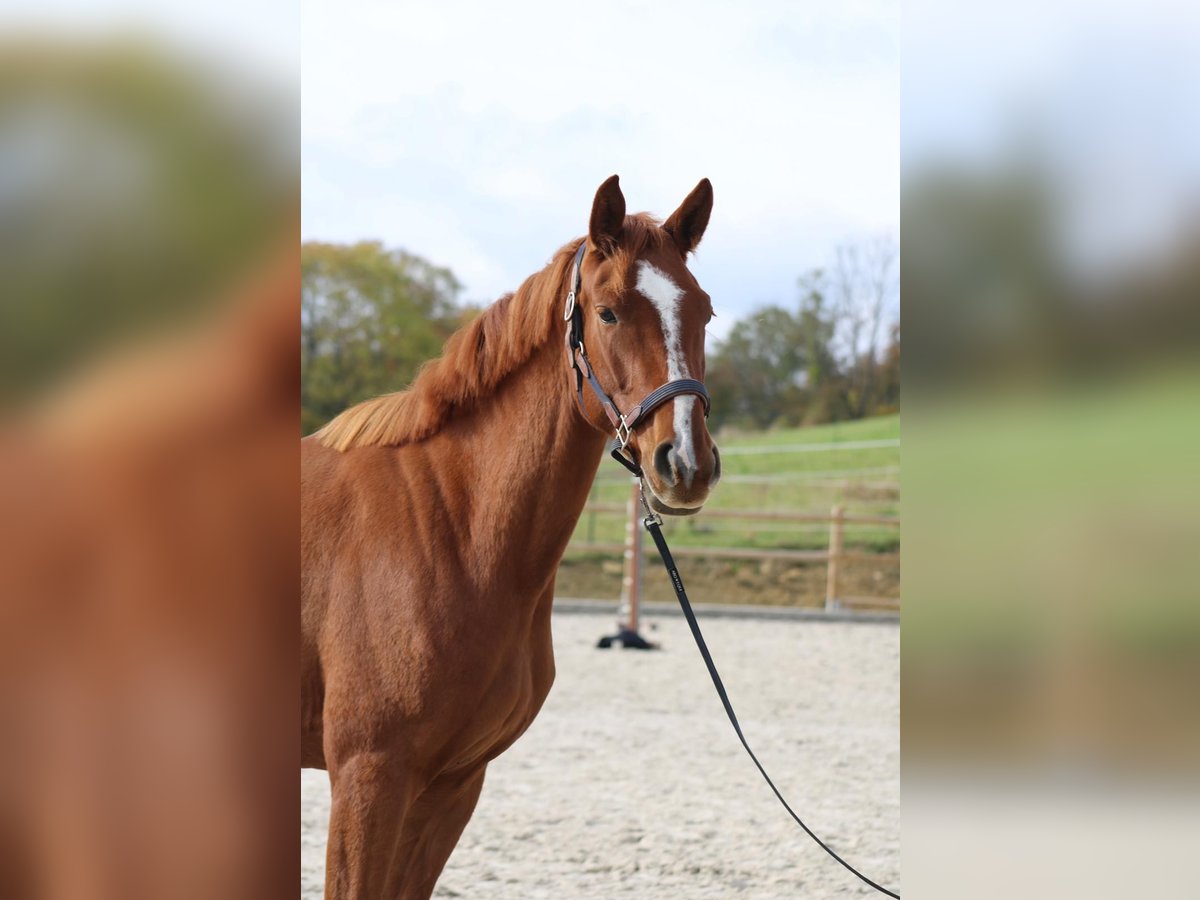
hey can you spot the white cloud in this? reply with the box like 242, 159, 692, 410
302, 0, 899, 332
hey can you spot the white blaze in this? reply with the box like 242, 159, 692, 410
634, 260, 698, 481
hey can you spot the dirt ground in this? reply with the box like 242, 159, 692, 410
301, 610, 899, 899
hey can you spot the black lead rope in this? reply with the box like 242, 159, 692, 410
634, 484, 901, 900
565, 238, 896, 896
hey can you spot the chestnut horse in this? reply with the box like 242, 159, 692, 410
301, 175, 721, 899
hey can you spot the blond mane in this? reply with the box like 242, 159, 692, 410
314, 215, 673, 451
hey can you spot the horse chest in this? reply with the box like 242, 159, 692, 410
439, 617, 555, 767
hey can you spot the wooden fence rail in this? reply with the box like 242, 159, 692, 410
568, 542, 900, 566
576, 502, 900, 526
566, 479, 900, 632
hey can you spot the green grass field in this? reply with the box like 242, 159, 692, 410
569, 413, 900, 555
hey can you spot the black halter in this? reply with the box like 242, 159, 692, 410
563, 241, 710, 476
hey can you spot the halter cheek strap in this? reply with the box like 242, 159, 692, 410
564, 241, 711, 475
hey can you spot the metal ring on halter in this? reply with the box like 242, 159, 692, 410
562, 291, 576, 321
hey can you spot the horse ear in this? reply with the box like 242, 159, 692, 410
663, 178, 713, 255
589, 174, 626, 256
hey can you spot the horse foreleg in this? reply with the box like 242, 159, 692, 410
323, 751, 414, 900
393, 766, 487, 900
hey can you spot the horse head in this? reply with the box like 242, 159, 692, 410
572, 175, 721, 516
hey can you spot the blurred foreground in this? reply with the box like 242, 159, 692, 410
903, 1, 1200, 896
0, 31, 297, 900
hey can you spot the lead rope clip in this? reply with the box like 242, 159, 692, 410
637, 480, 663, 528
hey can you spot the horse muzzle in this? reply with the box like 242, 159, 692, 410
642, 442, 721, 516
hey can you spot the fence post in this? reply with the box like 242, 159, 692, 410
618, 476, 643, 633
825, 504, 844, 611
586, 481, 597, 543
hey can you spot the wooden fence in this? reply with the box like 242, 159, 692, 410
566, 478, 899, 630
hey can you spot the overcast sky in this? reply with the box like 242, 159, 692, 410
302, 0, 899, 337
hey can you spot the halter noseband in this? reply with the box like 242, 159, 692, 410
563, 241, 710, 476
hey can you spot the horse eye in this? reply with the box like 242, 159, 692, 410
597, 308, 618, 325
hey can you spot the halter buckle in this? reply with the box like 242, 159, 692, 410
562, 291, 576, 321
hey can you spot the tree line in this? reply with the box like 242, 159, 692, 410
301, 238, 898, 435
706, 237, 899, 430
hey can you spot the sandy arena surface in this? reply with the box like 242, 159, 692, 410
301, 609, 899, 898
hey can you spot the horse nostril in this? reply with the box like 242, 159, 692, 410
654, 442, 676, 485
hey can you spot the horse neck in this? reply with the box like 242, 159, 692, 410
432, 330, 609, 588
